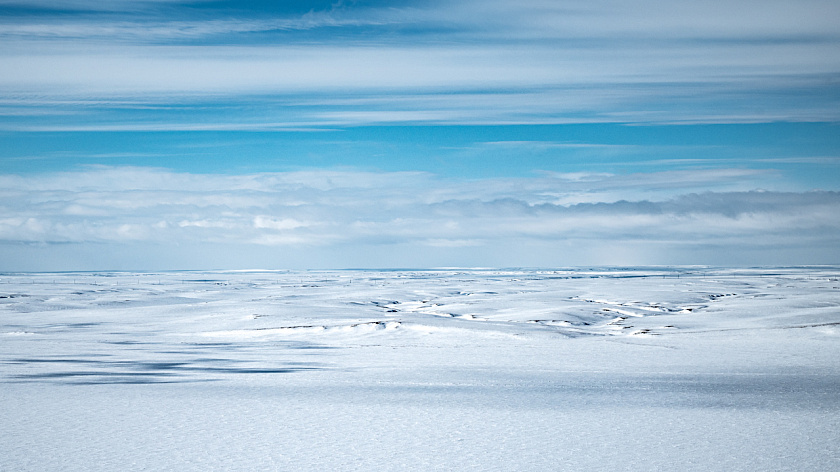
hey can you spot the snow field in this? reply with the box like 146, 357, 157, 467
1, 268, 839, 470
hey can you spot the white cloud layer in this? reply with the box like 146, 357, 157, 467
1, 0, 838, 126
1, 2, 837, 269
1, 167, 837, 269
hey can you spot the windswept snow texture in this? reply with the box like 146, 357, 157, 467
2, 268, 839, 471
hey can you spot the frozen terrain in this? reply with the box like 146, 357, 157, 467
1, 268, 839, 471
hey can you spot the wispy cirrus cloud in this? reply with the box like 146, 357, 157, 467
7, 0, 837, 42
0, 11, 400, 41
0, 0, 196, 9
1, 0, 838, 127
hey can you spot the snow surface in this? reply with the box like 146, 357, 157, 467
1, 268, 839, 471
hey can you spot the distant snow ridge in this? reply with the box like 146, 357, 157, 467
1, 267, 838, 347
3, 267, 835, 346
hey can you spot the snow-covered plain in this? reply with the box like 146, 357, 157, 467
2, 268, 839, 471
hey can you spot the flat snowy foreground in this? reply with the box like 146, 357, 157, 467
2, 268, 839, 471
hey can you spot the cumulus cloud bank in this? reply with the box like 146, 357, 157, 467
1, 167, 837, 269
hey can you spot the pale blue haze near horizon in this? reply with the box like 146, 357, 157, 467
1, 0, 839, 270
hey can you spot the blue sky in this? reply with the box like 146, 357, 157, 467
1, 0, 839, 270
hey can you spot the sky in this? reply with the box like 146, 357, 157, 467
1, 0, 839, 270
